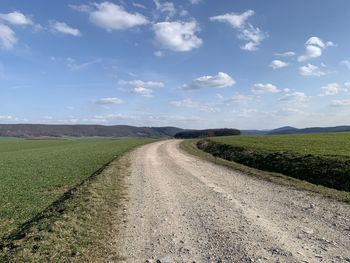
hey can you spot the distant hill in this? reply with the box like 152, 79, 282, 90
242, 125, 350, 135
0, 124, 184, 138
269, 125, 350, 135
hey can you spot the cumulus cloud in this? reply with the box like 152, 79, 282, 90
279, 92, 307, 103
119, 79, 164, 97
274, 51, 296, 57
0, 23, 17, 49
299, 64, 325, 77
252, 83, 280, 94
298, 36, 334, 62
270, 60, 289, 70
181, 72, 235, 90
319, 83, 340, 96
153, 20, 202, 52
95, 97, 123, 105
0, 11, 32, 25
210, 10, 267, 51
51, 22, 81, 36
74, 2, 148, 31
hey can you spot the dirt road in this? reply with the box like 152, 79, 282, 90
118, 140, 350, 263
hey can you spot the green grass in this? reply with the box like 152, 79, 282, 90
212, 132, 350, 158
0, 138, 152, 242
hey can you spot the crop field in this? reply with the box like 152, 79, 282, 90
211, 132, 350, 158
0, 138, 151, 241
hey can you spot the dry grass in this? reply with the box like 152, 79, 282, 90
181, 139, 350, 203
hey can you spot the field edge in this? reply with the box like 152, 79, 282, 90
180, 139, 350, 203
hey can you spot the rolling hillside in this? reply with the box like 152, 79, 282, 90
0, 124, 183, 138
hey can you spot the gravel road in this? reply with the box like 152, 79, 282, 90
118, 140, 350, 263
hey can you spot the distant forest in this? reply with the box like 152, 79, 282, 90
174, 128, 240, 139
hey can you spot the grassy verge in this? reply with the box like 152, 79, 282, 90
0, 147, 138, 262
180, 139, 350, 203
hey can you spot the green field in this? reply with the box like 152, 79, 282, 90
0, 138, 151, 241
212, 132, 350, 158
197, 133, 350, 192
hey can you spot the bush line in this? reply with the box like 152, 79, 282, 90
197, 139, 350, 192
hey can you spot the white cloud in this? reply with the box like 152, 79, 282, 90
200, 106, 220, 113
305, 37, 334, 48
95, 97, 123, 105
133, 3, 146, 9
189, 0, 202, 4
171, 98, 220, 112
210, 10, 267, 51
153, 0, 176, 19
66, 58, 101, 71
239, 25, 267, 51
132, 87, 153, 97
154, 50, 163, 57
119, 79, 164, 97
0, 115, 19, 121
270, 60, 289, 70
171, 98, 199, 108
119, 79, 164, 89
153, 21, 202, 52
0, 11, 32, 25
275, 51, 296, 57
224, 94, 253, 104
319, 83, 340, 96
299, 64, 325, 77
51, 22, 81, 36
279, 92, 307, 102
345, 82, 350, 89
0, 23, 17, 49
330, 99, 350, 107
181, 72, 235, 90
252, 83, 280, 94
210, 10, 254, 29
298, 36, 334, 62
87, 2, 148, 31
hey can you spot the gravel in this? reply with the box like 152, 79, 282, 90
117, 140, 350, 263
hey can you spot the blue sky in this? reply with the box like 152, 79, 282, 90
1, 0, 350, 129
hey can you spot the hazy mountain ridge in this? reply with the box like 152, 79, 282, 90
0, 124, 184, 138
242, 125, 350, 135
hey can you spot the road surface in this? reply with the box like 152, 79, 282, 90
118, 140, 350, 263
